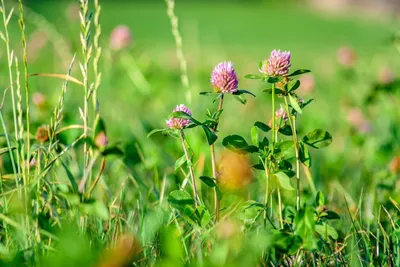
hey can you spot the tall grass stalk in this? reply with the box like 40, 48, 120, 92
165, 0, 191, 104
92, 0, 102, 117
18, 0, 31, 185
79, 0, 92, 193
1, 1, 21, 181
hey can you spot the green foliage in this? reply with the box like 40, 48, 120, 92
303, 129, 332, 149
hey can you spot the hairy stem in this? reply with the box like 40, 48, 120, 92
211, 95, 224, 222
179, 130, 198, 208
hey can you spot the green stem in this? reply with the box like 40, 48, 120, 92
211, 95, 224, 222
179, 131, 198, 208
284, 96, 301, 211
0, 111, 18, 191
277, 184, 284, 229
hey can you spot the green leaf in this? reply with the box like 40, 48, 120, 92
278, 125, 293, 136
222, 134, 247, 150
195, 206, 212, 227
300, 98, 314, 109
79, 199, 110, 220
287, 69, 311, 77
273, 232, 302, 255
199, 176, 216, 188
286, 79, 301, 93
262, 88, 286, 95
315, 223, 338, 240
258, 137, 269, 149
299, 141, 311, 167
233, 95, 246, 105
252, 163, 265, 170
274, 141, 295, 159
323, 211, 341, 220
94, 117, 106, 137
0, 146, 16, 156
283, 206, 296, 222
147, 128, 168, 138
201, 125, 218, 145
288, 94, 302, 114
254, 121, 271, 132
315, 191, 325, 207
275, 172, 294, 191
222, 135, 258, 154
170, 111, 191, 119
244, 202, 266, 210
102, 146, 124, 157
60, 160, 79, 193
233, 89, 256, 97
262, 77, 280, 83
199, 91, 213, 96
294, 205, 317, 250
174, 154, 187, 171
244, 74, 263, 80
60, 193, 80, 205
277, 160, 295, 177
251, 126, 258, 146
167, 190, 194, 210
303, 129, 333, 149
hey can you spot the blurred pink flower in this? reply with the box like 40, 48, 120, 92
95, 131, 108, 148
337, 46, 357, 68
298, 74, 315, 95
110, 25, 133, 51
66, 3, 80, 22
260, 49, 291, 77
32, 92, 46, 109
27, 31, 48, 63
211, 61, 238, 93
276, 107, 288, 122
378, 67, 395, 85
347, 108, 371, 133
166, 104, 192, 129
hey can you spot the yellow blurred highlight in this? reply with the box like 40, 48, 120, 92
98, 234, 142, 267
217, 150, 252, 191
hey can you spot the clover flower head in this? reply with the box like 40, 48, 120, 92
110, 25, 133, 51
211, 61, 239, 93
261, 49, 291, 77
166, 104, 192, 129
337, 46, 356, 68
